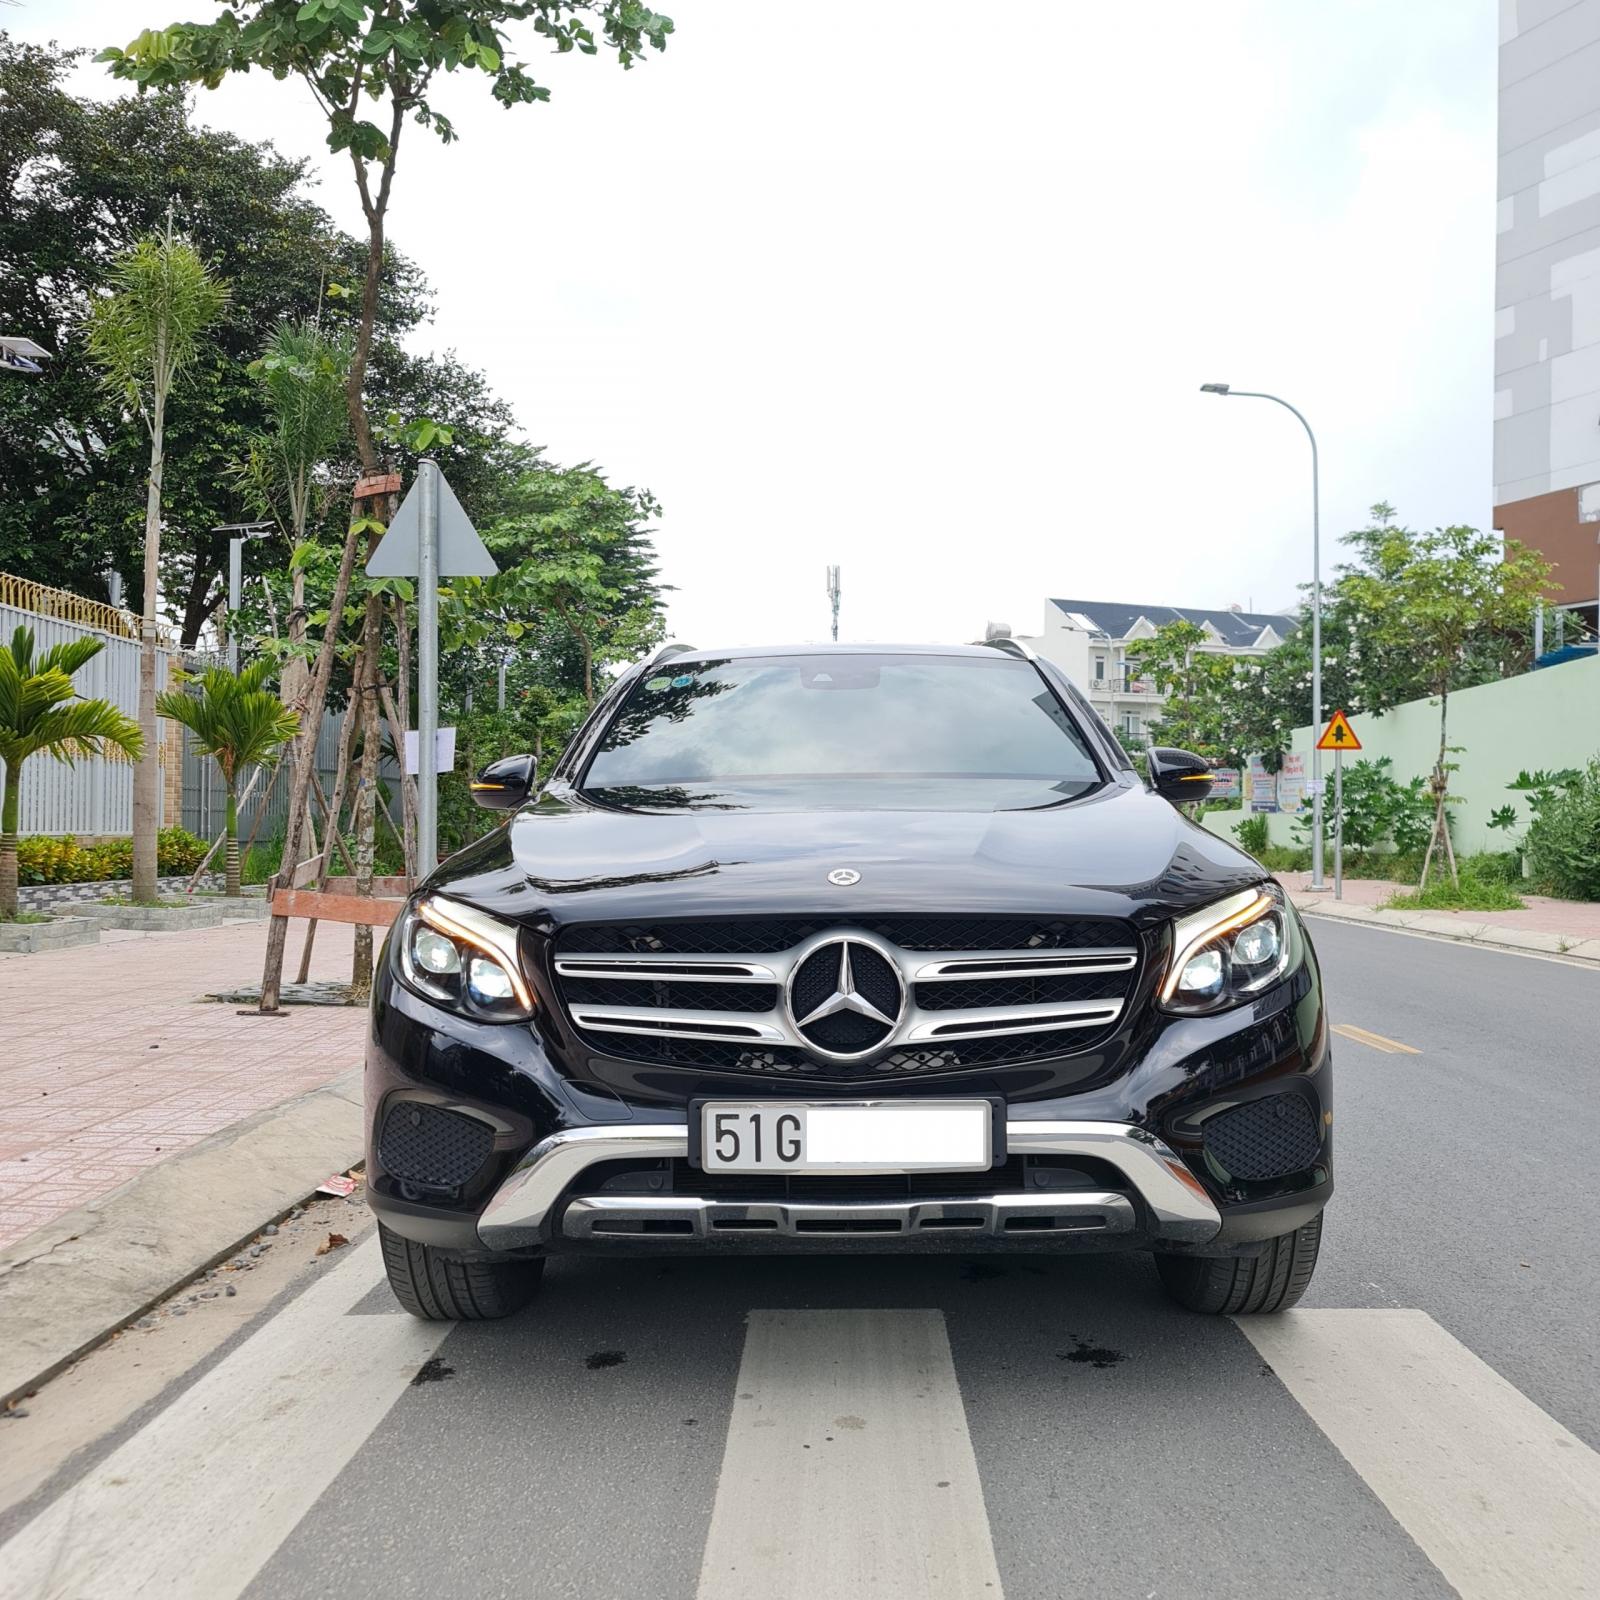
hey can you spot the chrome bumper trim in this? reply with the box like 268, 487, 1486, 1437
475, 1118, 1222, 1250
562, 1191, 1137, 1242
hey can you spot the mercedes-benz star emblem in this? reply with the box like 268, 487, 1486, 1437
790, 940, 902, 1042
827, 867, 861, 886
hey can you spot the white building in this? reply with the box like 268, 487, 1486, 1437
1495, 0, 1600, 639
1001, 598, 1296, 742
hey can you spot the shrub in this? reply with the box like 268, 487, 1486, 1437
1233, 815, 1269, 856
1525, 757, 1600, 900
13, 827, 210, 885
1381, 863, 1525, 913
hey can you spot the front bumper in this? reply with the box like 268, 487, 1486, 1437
476, 1118, 1221, 1251
364, 923, 1332, 1259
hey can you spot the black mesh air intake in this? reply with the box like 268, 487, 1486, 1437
378, 1102, 495, 1192
1202, 1094, 1323, 1180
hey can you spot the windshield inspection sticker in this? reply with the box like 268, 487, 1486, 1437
645, 676, 672, 691
671, 673, 695, 688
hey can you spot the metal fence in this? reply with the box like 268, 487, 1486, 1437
2, 586, 362, 845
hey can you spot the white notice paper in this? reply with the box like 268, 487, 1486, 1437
403, 726, 457, 776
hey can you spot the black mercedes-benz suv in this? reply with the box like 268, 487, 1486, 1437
366, 641, 1331, 1320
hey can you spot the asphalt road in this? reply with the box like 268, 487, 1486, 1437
3, 921, 1597, 1600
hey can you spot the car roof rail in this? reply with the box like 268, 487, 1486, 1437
641, 640, 699, 670
979, 635, 1037, 662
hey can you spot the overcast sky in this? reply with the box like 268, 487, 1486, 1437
16, 0, 1497, 645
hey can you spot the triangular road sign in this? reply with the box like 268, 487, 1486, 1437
365, 464, 498, 578
1315, 709, 1362, 751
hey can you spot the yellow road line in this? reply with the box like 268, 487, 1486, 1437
1332, 1022, 1421, 1055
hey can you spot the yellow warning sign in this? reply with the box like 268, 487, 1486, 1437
1315, 710, 1362, 752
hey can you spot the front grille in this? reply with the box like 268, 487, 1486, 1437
554, 914, 1141, 1079
561, 915, 1134, 955
1202, 1094, 1323, 1180
377, 1102, 494, 1192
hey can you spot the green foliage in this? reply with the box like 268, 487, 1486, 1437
441, 458, 667, 703
84, 227, 229, 427
1257, 844, 1312, 873
1381, 863, 1526, 912
101, 4, 674, 151
240, 322, 351, 541
0, 626, 144, 773
1232, 814, 1269, 856
156, 659, 300, 786
1524, 757, 1600, 900
0, 36, 445, 633
15, 827, 208, 886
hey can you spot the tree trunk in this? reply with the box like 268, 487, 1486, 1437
281, 566, 310, 715
0, 768, 20, 920
132, 381, 165, 905
258, 516, 364, 1012
349, 587, 383, 1000
224, 778, 240, 897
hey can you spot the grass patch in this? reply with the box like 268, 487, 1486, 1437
0, 910, 51, 924
96, 895, 194, 910
1380, 867, 1525, 913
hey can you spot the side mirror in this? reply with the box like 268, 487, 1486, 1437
1148, 746, 1214, 805
470, 753, 535, 811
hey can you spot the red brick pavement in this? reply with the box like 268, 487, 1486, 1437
0, 919, 368, 1249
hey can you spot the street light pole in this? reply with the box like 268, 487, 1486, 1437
213, 522, 274, 672
1200, 383, 1326, 891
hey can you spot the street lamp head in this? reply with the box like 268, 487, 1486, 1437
1199, 382, 1231, 395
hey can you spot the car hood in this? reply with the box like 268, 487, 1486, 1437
428, 781, 1266, 933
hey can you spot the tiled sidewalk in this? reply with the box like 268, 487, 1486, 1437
1277, 870, 1600, 942
0, 920, 368, 1249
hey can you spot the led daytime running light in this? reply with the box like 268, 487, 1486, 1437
417, 896, 534, 1012
1159, 888, 1276, 1005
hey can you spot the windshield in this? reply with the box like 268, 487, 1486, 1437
580, 654, 1104, 812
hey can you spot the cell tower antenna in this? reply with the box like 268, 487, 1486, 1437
826, 565, 841, 642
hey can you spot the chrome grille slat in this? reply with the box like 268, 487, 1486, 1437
555, 918, 1140, 1074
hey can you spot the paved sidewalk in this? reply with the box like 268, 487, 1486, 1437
1279, 871, 1600, 963
0, 920, 368, 1249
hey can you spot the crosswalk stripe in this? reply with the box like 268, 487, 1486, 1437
1332, 1022, 1421, 1054
0, 1237, 448, 1600
1238, 1310, 1600, 1600
696, 1309, 1003, 1599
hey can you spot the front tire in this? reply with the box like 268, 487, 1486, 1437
1155, 1212, 1322, 1315
379, 1222, 544, 1321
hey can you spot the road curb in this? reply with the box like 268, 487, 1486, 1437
0, 1068, 364, 1409
1292, 897, 1600, 966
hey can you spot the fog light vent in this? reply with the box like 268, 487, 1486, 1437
378, 1102, 494, 1192
1203, 1094, 1321, 1181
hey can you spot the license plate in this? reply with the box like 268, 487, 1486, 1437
698, 1101, 993, 1175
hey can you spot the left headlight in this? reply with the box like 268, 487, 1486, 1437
1158, 884, 1299, 1015
394, 894, 535, 1023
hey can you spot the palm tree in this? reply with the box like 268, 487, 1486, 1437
0, 627, 144, 920
157, 661, 299, 897
85, 218, 229, 904
238, 321, 350, 714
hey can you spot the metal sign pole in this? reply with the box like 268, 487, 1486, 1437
1333, 748, 1344, 901
417, 460, 440, 878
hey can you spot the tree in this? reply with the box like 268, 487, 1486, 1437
107, 2, 673, 1001
238, 321, 352, 712
0, 37, 442, 632
85, 222, 229, 905
1124, 620, 1238, 759
441, 458, 667, 703
0, 627, 144, 919
1341, 519, 1553, 887
157, 660, 300, 896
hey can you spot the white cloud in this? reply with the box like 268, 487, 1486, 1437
19, 0, 1496, 645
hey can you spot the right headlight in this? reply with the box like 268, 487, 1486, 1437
1158, 885, 1299, 1015
394, 893, 535, 1023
